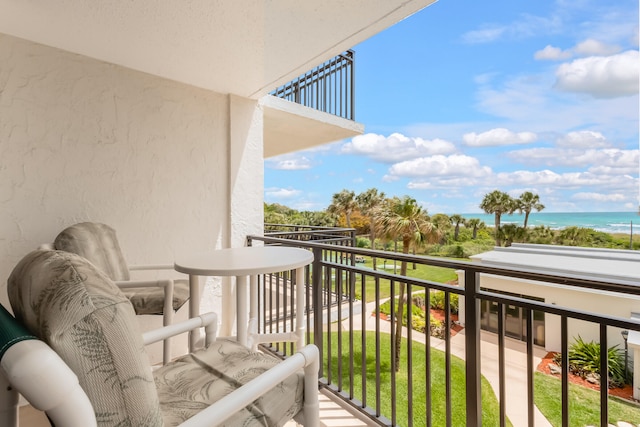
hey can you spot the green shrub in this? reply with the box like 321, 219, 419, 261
444, 244, 465, 258
430, 290, 459, 314
554, 336, 627, 386
356, 237, 370, 248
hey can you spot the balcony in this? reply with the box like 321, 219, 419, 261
271, 50, 355, 121
264, 50, 363, 157
248, 225, 640, 427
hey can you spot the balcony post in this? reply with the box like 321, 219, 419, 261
312, 246, 324, 378
464, 269, 482, 426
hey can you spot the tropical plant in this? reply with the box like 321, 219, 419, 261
465, 218, 484, 240
450, 214, 464, 241
528, 225, 554, 244
516, 191, 545, 229
499, 223, 527, 247
480, 190, 516, 247
378, 196, 440, 371
430, 290, 459, 314
431, 213, 451, 244
327, 189, 357, 228
553, 336, 627, 387
356, 188, 386, 270
555, 226, 591, 246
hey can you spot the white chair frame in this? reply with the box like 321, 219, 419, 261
1, 312, 319, 427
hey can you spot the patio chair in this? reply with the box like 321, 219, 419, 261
44, 221, 190, 364
5, 249, 319, 426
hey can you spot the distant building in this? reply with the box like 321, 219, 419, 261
457, 243, 640, 397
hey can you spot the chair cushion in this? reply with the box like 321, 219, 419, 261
126, 280, 191, 315
54, 222, 131, 281
154, 339, 304, 427
8, 250, 163, 426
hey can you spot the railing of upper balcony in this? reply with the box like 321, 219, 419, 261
246, 227, 640, 427
270, 50, 355, 120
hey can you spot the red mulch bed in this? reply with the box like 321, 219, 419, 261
537, 352, 635, 401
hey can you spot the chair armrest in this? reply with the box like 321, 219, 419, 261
178, 344, 320, 427
115, 279, 174, 289
1, 340, 96, 427
129, 264, 178, 271
142, 313, 217, 346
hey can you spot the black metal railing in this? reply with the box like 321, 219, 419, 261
270, 50, 355, 120
246, 230, 640, 427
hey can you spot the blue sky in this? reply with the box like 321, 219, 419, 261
265, 0, 639, 215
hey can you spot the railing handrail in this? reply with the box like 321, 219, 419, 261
252, 235, 640, 293
248, 230, 640, 426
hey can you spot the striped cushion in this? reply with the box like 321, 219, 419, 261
53, 222, 190, 313
53, 222, 130, 281
8, 250, 163, 426
154, 339, 304, 427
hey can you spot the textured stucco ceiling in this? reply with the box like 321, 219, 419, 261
0, 0, 436, 98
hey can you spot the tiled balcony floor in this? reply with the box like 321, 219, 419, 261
19, 388, 376, 427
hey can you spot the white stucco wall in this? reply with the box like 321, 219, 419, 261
0, 34, 265, 349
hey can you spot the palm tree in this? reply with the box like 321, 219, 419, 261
378, 196, 440, 371
516, 191, 545, 229
356, 188, 386, 270
465, 218, 484, 240
430, 213, 451, 244
450, 214, 464, 241
480, 190, 515, 246
327, 189, 357, 228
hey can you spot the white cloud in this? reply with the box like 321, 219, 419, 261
535, 39, 622, 61
554, 50, 639, 98
267, 155, 312, 170
490, 170, 638, 193
461, 26, 506, 44
461, 13, 562, 44
556, 131, 610, 148
535, 45, 572, 61
407, 176, 485, 189
264, 187, 301, 198
573, 39, 622, 56
571, 192, 627, 202
463, 128, 537, 147
508, 147, 639, 173
341, 133, 456, 162
387, 155, 493, 178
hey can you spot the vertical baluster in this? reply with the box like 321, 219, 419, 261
561, 316, 569, 427
361, 273, 367, 408
445, 291, 452, 427
426, 287, 432, 427
600, 324, 608, 427
375, 275, 381, 417
526, 308, 534, 427
464, 270, 481, 427
407, 283, 414, 427
498, 302, 506, 427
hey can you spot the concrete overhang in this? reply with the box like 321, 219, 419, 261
0, 0, 436, 98
262, 96, 364, 158
471, 244, 640, 285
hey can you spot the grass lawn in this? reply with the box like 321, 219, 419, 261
534, 372, 640, 426
320, 331, 512, 426
342, 256, 460, 303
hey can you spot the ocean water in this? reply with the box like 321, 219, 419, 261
459, 211, 639, 234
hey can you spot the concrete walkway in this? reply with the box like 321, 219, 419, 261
339, 300, 553, 427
